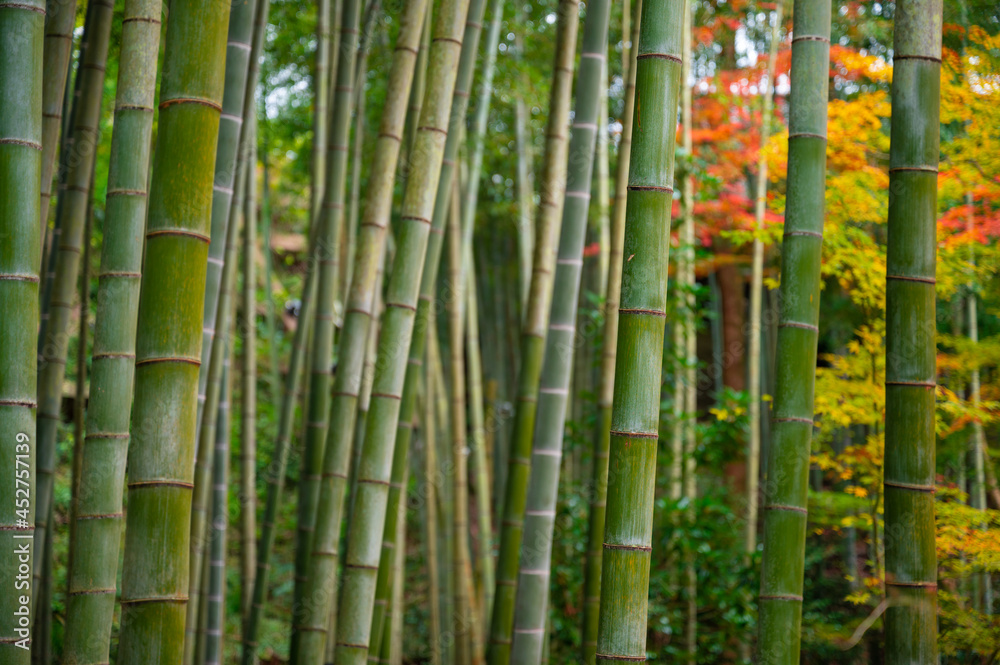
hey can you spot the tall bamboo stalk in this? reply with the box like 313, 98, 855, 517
289, 0, 362, 644
364, 0, 491, 657
205, 304, 235, 665
241, 112, 259, 622
332, 0, 472, 658
38, 0, 79, 235
460, 0, 503, 626
756, 0, 830, 660
422, 369, 442, 665
186, 137, 246, 665
488, 2, 580, 661
289, 0, 429, 661
196, 0, 259, 434
0, 1, 42, 661
747, 0, 783, 554
116, 1, 231, 660
509, 1, 609, 661
582, 2, 640, 659
34, 0, 112, 597
594, 0, 683, 660
61, 1, 161, 659
512, 10, 535, 318
446, 180, 477, 665
883, 0, 941, 662
312, 0, 331, 221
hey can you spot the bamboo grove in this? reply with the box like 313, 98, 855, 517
4, 0, 1000, 663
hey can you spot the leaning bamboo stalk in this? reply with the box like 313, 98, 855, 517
422, 370, 443, 665
290, 0, 430, 661
582, 2, 640, 660
186, 142, 245, 665
0, 2, 42, 661
509, 0, 610, 661
747, 0, 783, 554
488, 2, 581, 661
34, 0, 113, 598
289, 0, 363, 645
195, 0, 259, 435
369, 0, 493, 657
205, 295, 235, 665
38, 0, 80, 235
331, 0, 473, 658
116, 1, 231, 660
882, 1, 941, 662
61, 0, 162, 659
241, 112, 259, 623
595, 0, 683, 660
756, 0, 830, 661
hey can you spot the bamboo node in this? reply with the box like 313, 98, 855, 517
618, 307, 666, 318
791, 35, 830, 44
596, 653, 647, 661
884, 380, 936, 389
158, 97, 223, 112
636, 52, 682, 64
883, 480, 936, 493
764, 503, 808, 514
602, 542, 652, 552
886, 274, 935, 285
0, 137, 42, 150
759, 593, 803, 601
0, 273, 39, 283
609, 429, 658, 439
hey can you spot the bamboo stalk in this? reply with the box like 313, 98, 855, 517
509, 0, 610, 661
756, 0, 831, 660
289, 0, 363, 648
61, 0, 162, 659
883, 1, 941, 662
38, 0, 80, 236
290, 0, 430, 660
195, 0, 259, 435
116, 1, 231, 660
34, 0, 113, 602
487, 2, 581, 660
582, 2, 640, 660
332, 0, 473, 658
241, 111, 259, 623
747, 0, 783, 555
0, 2, 42, 661
594, 0, 683, 659
422, 363, 442, 665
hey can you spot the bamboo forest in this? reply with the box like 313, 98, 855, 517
4, 0, 1000, 662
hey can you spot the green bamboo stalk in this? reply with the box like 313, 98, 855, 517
331, 0, 473, 658
466, 256, 494, 628
290, 0, 429, 661
38, 0, 80, 235
289, 0, 362, 644
680, 0, 698, 658
422, 371, 443, 665
241, 112, 259, 623
186, 134, 247, 665
512, 12, 534, 318
430, 325, 454, 665
205, 304, 235, 665
0, 1, 42, 660
460, 0, 503, 626
185, 6, 262, 644
509, 0, 609, 661
883, 0, 941, 662
747, 0, 783, 555
487, 1, 581, 661
582, 1, 640, 659
34, 0, 112, 598
756, 0, 830, 660
312, 0, 331, 222
67, 164, 94, 595
61, 0, 162, 659
370, 0, 493, 654
446, 179, 477, 665
594, 0, 683, 659
115, 0, 230, 660
195, 0, 258, 435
